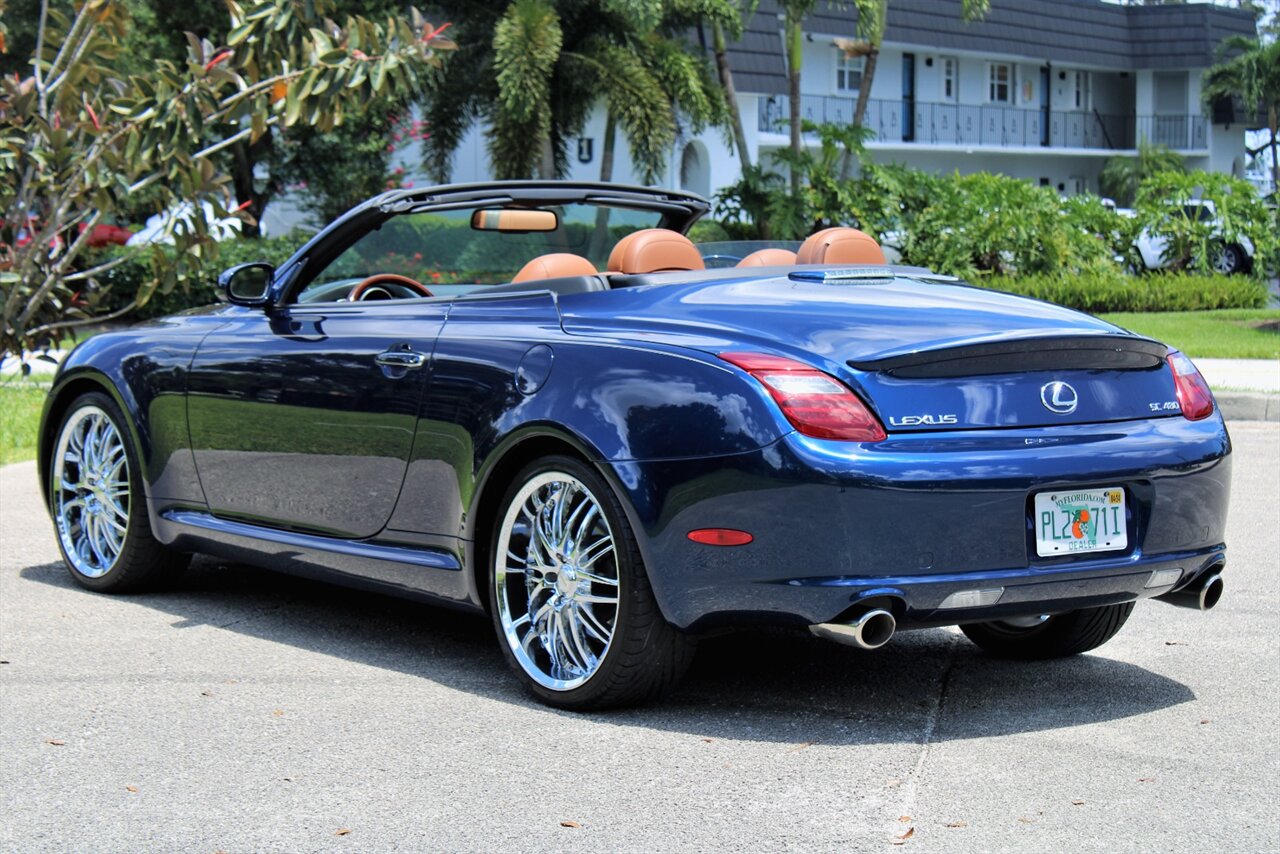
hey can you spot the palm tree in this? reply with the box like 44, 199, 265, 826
423, 0, 726, 185
1203, 36, 1280, 194
1099, 140, 1186, 207
778, 0, 819, 192
705, 2, 761, 169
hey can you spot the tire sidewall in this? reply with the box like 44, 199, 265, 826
487, 454, 641, 709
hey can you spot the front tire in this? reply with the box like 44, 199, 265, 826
50, 392, 189, 592
489, 455, 694, 710
959, 602, 1135, 660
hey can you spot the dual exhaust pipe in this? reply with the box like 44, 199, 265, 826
810, 569, 1223, 651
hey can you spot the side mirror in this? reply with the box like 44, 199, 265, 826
218, 262, 274, 307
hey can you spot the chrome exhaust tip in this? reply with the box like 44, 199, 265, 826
1156, 570, 1224, 612
810, 609, 897, 650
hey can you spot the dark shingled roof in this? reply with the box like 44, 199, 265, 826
726, 0, 1257, 95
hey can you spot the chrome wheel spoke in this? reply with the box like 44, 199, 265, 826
578, 604, 612, 644
578, 536, 614, 569
565, 609, 596, 671
574, 566, 617, 587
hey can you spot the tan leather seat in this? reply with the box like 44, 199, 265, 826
512, 253, 598, 283
796, 227, 886, 265
736, 248, 798, 267
607, 229, 705, 274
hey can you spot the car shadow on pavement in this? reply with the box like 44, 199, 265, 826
19, 556, 1195, 746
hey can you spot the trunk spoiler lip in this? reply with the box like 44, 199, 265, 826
848, 334, 1169, 373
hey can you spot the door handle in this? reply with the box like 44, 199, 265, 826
375, 349, 428, 369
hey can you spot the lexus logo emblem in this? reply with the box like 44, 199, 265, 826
1041, 381, 1079, 415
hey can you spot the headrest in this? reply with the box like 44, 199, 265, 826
512, 253, 598, 283
796, 227, 886, 265
736, 248, 798, 267
607, 229, 706, 274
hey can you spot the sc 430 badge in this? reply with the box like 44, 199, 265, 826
888, 413, 959, 427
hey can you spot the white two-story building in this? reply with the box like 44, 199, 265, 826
445, 0, 1258, 200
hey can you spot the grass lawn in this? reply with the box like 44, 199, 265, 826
0, 382, 50, 466
1100, 309, 1280, 360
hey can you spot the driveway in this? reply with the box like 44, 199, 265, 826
1, 423, 1277, 853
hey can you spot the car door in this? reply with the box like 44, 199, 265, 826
187, 299, 446, 539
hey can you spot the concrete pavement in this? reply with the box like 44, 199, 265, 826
1, 423, 1277, 852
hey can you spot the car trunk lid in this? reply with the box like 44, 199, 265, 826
558, 272, 1182, 431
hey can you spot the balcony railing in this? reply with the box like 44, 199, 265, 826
757, 96, 1208, 151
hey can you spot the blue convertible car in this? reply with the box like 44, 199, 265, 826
40, 181, 1230, 709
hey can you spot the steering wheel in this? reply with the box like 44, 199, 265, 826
349, 274, 433, 301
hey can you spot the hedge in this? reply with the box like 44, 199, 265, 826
88, 235, 305, 321
979, 272, 1270, 313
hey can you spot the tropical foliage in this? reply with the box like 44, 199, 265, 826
0, 0, 453, 357
423, 0, 730, 184
1202, 36, 1280, 193
713, 129, 1276, 283
1098, 141, 1186, 207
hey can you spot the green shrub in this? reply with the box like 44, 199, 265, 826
687, 219, 730, 244
86, 235, 305, 321
980, 271, 1270, 313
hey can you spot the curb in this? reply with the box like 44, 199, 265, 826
1217, 392, 1280, 422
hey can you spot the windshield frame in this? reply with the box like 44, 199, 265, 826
270, 181, 709, 306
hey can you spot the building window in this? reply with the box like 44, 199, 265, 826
836, 50, 864, 94
941, 57, 958, 103
1073, 71, 1090, 111
988, 63, 1013, 104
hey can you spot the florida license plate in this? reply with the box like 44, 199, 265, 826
1033, 487, 1127, 557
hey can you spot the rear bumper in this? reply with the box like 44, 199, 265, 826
608, 414, 1231, 631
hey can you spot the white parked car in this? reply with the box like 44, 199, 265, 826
1129, 200, 1255, 275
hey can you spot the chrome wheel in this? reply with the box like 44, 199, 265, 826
53, 405, 130, 579
494, 471, 620, 691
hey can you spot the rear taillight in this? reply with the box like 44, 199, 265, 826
719, 352, 887, 441
1168, 351, 1215, 421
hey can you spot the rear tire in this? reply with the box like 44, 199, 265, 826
1209, 242, 1247, 275
959, 602, 1135, 659
488, 454, 694, 710
49, 392, 189, 593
